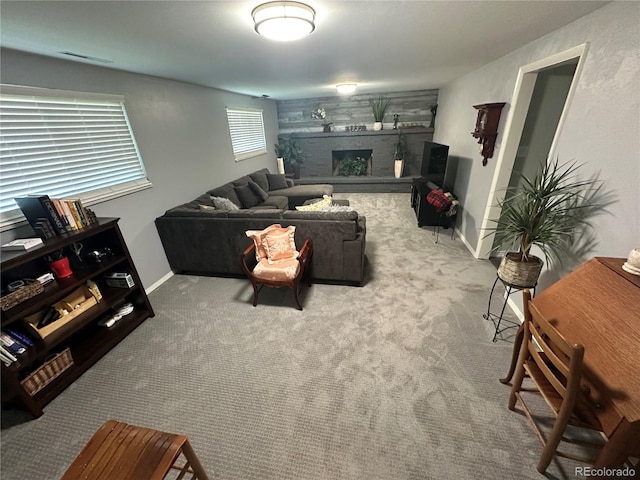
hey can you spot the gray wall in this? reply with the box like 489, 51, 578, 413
435, 2, 639, 280
0, 49, 280, 289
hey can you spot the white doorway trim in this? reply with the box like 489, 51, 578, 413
475, 43, 590, 259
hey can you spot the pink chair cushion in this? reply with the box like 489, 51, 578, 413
253, 258, 300, 281
262, 225, 298, 264
245, 224, 282, 261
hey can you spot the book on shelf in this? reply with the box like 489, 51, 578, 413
1, 237, 44, 251
14, 195, 98, 237
3, 328, 35, 348
14, 195, 69, 236
0, 345, 18, 364
0, 332, 27, 355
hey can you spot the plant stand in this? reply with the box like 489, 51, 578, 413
483, 274, 536, 342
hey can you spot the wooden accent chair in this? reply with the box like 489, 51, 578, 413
241, 235, 313, 311
61, 420, 209, 480
509, 290, 607, 474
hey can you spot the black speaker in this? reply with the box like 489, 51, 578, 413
421, 141, 449, 185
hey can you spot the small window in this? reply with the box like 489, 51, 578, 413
0, 84, 152, 230
226, 107, 267, 161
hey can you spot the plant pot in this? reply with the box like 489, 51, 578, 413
50, 257, 73, 279
497, 252, 543, 287
373, 122, 383, 131
394, 159, 404, 178
292, 164, 301, 179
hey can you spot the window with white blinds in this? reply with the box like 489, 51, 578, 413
226, 107, 267, 161
0, 85, 152, 229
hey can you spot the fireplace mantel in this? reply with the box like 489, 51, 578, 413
286, 128, 434, 178
289, 127, 433, 140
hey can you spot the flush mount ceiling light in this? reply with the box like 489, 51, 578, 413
336, 84, 357, 94
252, 1, 316, 42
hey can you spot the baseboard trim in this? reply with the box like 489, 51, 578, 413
455, 227, 479, 259
506, 295, 525, 323
146, 271, 174, 295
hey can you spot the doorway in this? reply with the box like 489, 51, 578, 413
477, 44, 589, 259
490, 60, 578, 256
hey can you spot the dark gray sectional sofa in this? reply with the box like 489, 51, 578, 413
155, 169, 366, 285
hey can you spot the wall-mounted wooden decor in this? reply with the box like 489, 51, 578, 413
471, 102, 505, 166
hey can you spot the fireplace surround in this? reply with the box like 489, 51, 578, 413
288, 128, 433, 178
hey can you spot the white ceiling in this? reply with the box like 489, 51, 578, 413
0, 1, 609, 100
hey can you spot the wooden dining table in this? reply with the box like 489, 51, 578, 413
500, 257, 640, 468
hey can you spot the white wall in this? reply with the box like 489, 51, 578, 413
435, 2, 640, 284
1, 49, 280, 289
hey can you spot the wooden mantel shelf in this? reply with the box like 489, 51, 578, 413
289, 127, 433, 140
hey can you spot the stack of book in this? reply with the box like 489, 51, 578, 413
14, 195, 98, 239
0, 330, 33, 366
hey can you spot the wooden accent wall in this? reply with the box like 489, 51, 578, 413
276, 89, 438, 134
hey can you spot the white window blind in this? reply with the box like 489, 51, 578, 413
0, 85, 152, 229
226, 107, 267, 161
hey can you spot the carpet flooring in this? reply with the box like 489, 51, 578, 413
1, 193, 581, 479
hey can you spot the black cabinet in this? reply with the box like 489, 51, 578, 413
411, 178, 457, 228
0, 218, 154, 417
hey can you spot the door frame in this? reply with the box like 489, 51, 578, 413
476, 43, 590, 259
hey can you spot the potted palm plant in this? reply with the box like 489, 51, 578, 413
393, 132, 409, 178
274, 137, 305, 179
489, 159, 608, 287
369, 95, 390, 131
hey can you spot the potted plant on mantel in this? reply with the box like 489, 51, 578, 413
393, 132, 409, 178
275, 137, 305, 179
488, 159, 609, 287
369, 95, 390, 131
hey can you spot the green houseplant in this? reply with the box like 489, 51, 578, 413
274, 137, 305, 178
489, 159, 608, 286
368, 95, 390, 131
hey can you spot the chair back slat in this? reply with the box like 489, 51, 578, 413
522, 290, 584, 401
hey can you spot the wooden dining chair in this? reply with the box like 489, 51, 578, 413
61, 420, 209, 480
241, 232, 313, 311
509, 290, 607, 474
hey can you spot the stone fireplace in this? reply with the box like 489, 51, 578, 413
332, 149, 373, 176
289, 128, 432, 179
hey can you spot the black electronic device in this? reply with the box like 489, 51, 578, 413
420, 141, 449, 187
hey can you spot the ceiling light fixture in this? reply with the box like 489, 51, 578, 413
336, 84, 357, 94
252, 1, 316, 42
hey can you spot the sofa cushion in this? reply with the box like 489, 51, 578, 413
232, 175, 253, 187
228, 209, 283, 218
260, 195, 288, 210
208, 183, 242, 207
211, 196, 240, 210
249, 170, 270, 192
234, 184, 261, 208
249, 180, 269, 202
267, 173, 289, 191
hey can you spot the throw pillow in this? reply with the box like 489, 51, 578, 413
245, 224, 282, 261
211, 196, 240, 211
199, 204, 216, 211
295, 195, 332, 211
248, 180, 269, 202
234, 184, 261, 208
426, 189, 452, 212
249, 171, 270, 193
262, 225, 298, 264
267, 173, 289, 191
